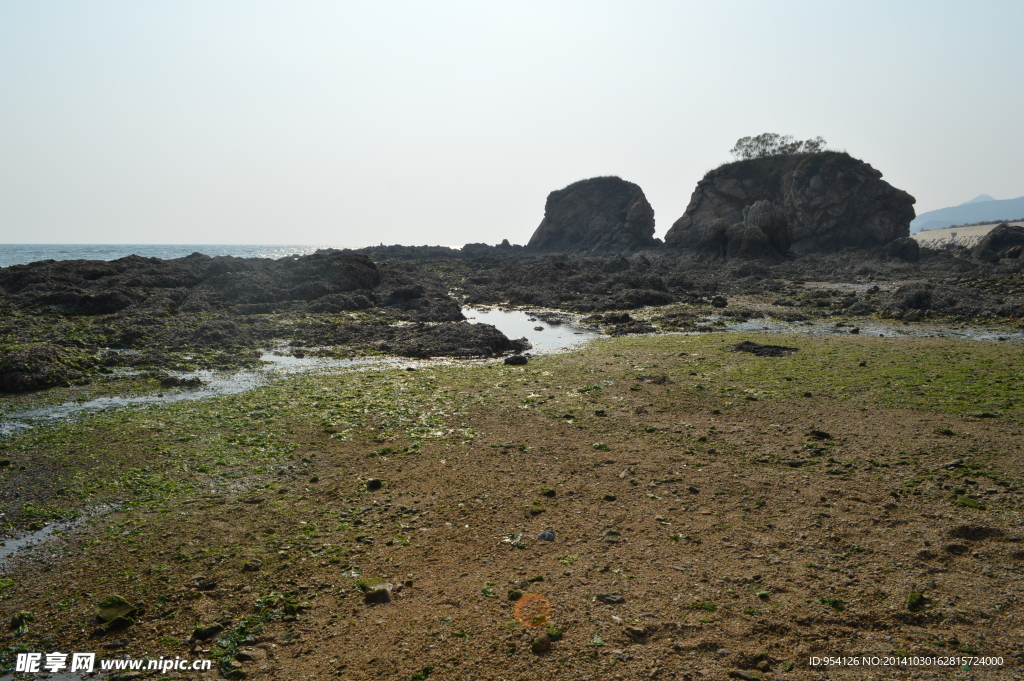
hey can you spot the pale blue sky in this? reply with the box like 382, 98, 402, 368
1, 1, 1022, 245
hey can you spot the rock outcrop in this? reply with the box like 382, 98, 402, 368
527, 177, 658, 254
972, 222, 1024, 262
693, 199, 792, 260
665, 152, 916, 256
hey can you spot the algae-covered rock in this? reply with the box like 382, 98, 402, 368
193, 623, 225, 640
96, 595, 137, 623
355, 577, 393, 604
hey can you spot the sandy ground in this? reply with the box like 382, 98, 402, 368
913, 222, 1024, 245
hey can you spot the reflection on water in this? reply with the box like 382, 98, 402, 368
463, 306, 604, 353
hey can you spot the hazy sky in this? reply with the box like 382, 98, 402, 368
2, 1, 1022, 246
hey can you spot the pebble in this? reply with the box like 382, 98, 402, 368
531, 635, 551, 654
538, 530, 556, 541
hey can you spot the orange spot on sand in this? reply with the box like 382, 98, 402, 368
514, 593, 551, 627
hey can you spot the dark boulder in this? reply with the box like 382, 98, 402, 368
665, 151, 916, 255
972, 222, 1024, 262
883, 236, 921, 262
388, 322, 531, 359
527, 177, 658, 254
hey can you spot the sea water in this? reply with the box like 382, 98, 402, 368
0, 244, 359, 268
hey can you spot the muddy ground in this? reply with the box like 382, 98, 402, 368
1, 330, 1024, 680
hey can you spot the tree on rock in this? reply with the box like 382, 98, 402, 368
730, 133, 826, 160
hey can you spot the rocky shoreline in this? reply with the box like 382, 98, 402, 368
4, 236, 1024, 396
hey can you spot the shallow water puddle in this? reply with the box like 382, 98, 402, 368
0, 354, 404, 436
463, 306, 604, 352
0, 521, 72, 565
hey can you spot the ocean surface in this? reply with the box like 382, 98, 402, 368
0, 244, 357, 268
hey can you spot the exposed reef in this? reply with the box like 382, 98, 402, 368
0, 252, 528, 393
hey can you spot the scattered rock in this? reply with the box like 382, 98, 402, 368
186, 575, 217, 591
537, 531, 556, 541
103, 616, 134, 633
733, 340, 798, 357
883, 236, 921, 261
596, 593, 625, 605
355, 578, 393, 604
624, 625, 648, 643
366, 478, 383, 491
504, 354, 528, 366
530, 635, 552, 654
972, 222, 1024, 261
727, 671, 764, 681
96, 596, 138, 622
907, 590, 928, 612
157, 373, 204, 388
192, 624, 225, 641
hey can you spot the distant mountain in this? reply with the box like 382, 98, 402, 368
911, 195, 1024, 233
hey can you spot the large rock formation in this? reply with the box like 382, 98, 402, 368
664, 152, 916, 256
527, 177, 658, 254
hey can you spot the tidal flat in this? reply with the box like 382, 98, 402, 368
1, 332, 1023, 680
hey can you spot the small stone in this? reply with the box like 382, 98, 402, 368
187, 574, 217, 591
624, 626, 648, 642
530, 635, 552, 654
96, 595, 137, 622
242, 560, 262, 572
596, 592, 625, 605
538, 530, 556, 541
193, 624, 224, 641
728, 671, 763, 681
711, 296, 728, 308
366, 478, 383, 491
504, 355, 528, 366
